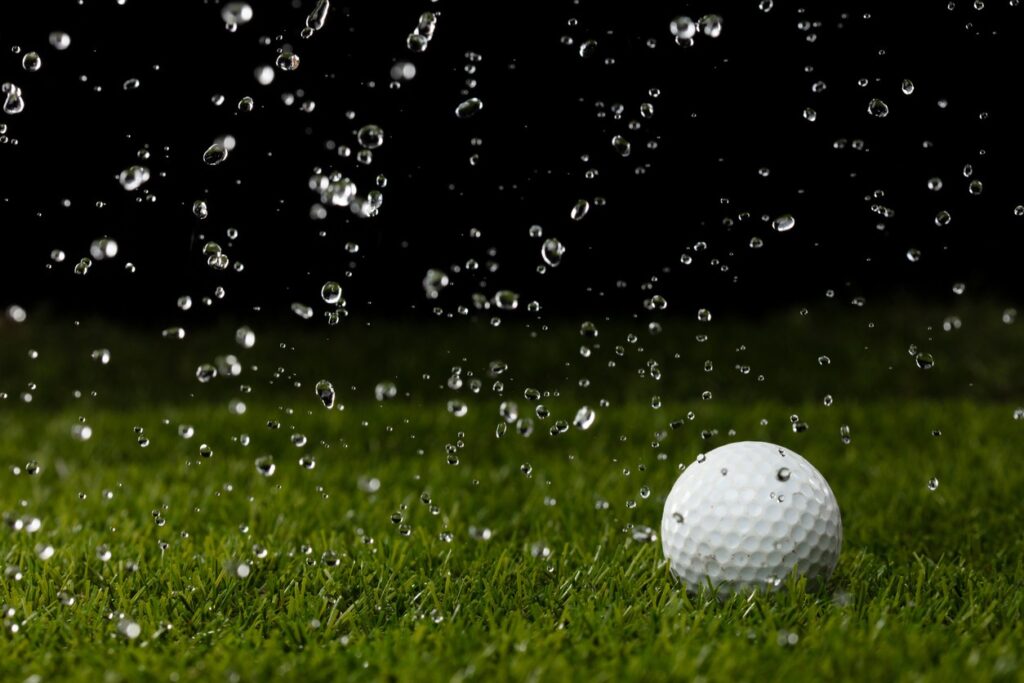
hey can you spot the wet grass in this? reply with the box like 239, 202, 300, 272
0, 395, 1022, 681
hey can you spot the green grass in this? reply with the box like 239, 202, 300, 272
1, 305, 1023, 681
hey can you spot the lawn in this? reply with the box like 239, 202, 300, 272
0, 303, 1022, 681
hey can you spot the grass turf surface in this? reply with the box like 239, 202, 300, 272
1, 307, 1023, 681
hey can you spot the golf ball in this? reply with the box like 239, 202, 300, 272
661, 441, 842, 594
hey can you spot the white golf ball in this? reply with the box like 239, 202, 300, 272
661, 441, 842, 594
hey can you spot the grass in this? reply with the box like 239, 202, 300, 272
0, 304, 1023, 681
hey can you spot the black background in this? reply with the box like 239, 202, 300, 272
2, 0, 1022, 320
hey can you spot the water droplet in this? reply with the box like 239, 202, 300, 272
494, 290, 519, 311
697, 308, 712, 322
196, 364, 218, 383
315, 379, 335, 408
321, 281, 342, 304
117, 619, 141, 640
447, 400, 468, 417
915, 352, 935, 370
49, 31, 71, 50
573, 406, 596, 430
357, 125, 384, 149
669, 16, 696, 39
254, 455, 276, 477
2, 83, 25, 115
927, 477, 939, 491
867, 98, 890, 117
570, 199, 590, 221
455, 97, 483, 119
611, 135, 631, 157
222, 2, 253, 25
276, 51, 300, 71
839, 424, 852, 444
118, 165, 150, 191
374, 381, 398, 401
541, 238, 565, 267
699, 14, 724, 37
203, 143, 229, 166
422, 269, 449, 299
21, 52, 41, 72
772, 214, 796, 232
578, 39, 598, 58
901, 79, 915, 95
291, 302, 314, 319
235, 325, 255, 348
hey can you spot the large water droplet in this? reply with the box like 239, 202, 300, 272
772, 214, 796, 232
2, 83, 25, 115
321, 281, 342, 304
541, 238, 565, 267
669, 16, 696, 39
455, 98, 483, 119
203, 143, 229, 166
276, 52, 300, 71
221, 1, 253, 25
570, 199, 590, 221
119, 165, 150, 191
21, 52, 41, 72
255, 455, 276, 477
611, 135, 631, 157
357, 125, 384, 150
867, 98, 890, 118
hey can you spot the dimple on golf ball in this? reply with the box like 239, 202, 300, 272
661, 441, 842, 594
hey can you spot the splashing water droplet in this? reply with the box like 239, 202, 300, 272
276, 52, 300, 71
196, 364, 218, 383
611, 135, 631, 157
119, 165, 150, 191
867, 98, 890, 117
573, 406, 596, 430
255, 456, 276, 477
356, 125, 384, 150
321, 281, 342, 304
772, 214, 796, 232
541, 238, 565, 267
570, 199, 590, 221
2, 83, 25, 115
49, 32, 71, 50
203, 143, 229, 166
669, 16, 696, 39
222, 2, 253, 25
422, 269, 449, 299
315, 379, 336, 408
699, 14, 724, 38
21, 52, 41, 72
455, 97, 483, 119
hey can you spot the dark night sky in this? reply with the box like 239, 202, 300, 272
2, 0, 1023, 321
